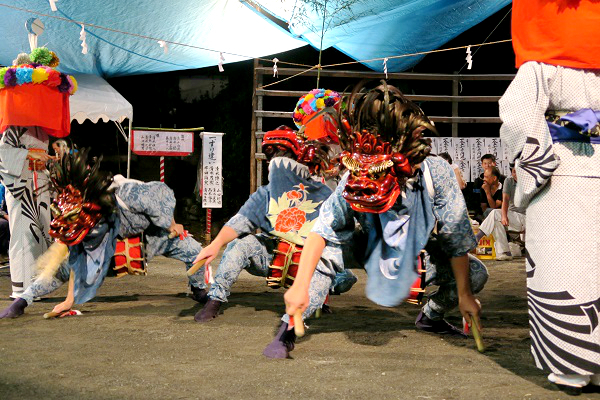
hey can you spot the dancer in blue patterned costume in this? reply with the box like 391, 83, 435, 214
264, 83, 488, 358
194, 124, 357, 322
0, 151, 205, 318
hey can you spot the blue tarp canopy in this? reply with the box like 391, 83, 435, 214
0, 0, 306, 77
0, 0, 510, 78
249, 0, 511, 72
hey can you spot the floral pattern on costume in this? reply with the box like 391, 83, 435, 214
268, 183, 322, 244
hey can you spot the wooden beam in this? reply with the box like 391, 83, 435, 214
250, 59, 259, 194
254, 111, 501, 123
430, 116, 502, 123
255, 67, 515, 81
256, 89, 501, 102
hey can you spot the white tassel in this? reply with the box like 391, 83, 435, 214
48, 0, 58, 12
383, 57, 388, 79
272, 57, 279, 77
466, 46, 472, 70
218, 52, 225, 72
204, 264, 214, 285
80, 24, 88, 55
158, 40, 169, 54
157, 40, 169, 54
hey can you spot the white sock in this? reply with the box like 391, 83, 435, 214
548, 373, 591, 387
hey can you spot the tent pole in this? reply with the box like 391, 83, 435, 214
127, 118, 132, 178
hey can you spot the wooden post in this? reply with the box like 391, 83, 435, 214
250, 59, 259, 194
452, 72, 459, 138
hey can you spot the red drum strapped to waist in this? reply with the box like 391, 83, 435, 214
113, 235, 147, 277
27, 149, 48, 171
267, 239, 302, 289
406, 251, 426, 305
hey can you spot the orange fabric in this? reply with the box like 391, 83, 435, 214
512, 0, 600, 70
303, 113, 339, 143
0, 84, 71, 137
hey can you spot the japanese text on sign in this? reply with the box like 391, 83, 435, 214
429, 137, 508, 183
132, 130, 194, 156
202, 133, 224, 209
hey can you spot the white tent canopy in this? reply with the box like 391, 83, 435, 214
70, 74, 132, 124
69, 74, 134, 177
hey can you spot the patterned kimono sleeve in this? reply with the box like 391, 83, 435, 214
120, 181, 176, 231
224, 214, 257, 237
499, 62, 552, 162
229, 186, 269, 235
312, 173, 356, 245
427, 157, 477, 257
312, 174, 356, 275
0, 127, 28, 179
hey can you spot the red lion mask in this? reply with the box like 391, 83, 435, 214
341, 130, 414, 213
49, 184, 104, 246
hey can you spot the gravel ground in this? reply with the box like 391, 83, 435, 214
0, 255, 598, 400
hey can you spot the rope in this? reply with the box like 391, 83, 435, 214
0, 3, 512, 85
457, 8, 512, 74
0, 3, 312, 68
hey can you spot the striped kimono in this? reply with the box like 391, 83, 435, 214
0, 126, 51, 298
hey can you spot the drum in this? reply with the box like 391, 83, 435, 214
113, 235, 147, 277
267, 239, 302, 289
27, 148, 48, 171
406, 251, 426, 305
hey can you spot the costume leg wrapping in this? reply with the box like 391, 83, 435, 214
422, 253, 488, 320
281, 263, 333, 323
145, 231, 206, 289
208, 235, 274, 303
18, 265, 70, 305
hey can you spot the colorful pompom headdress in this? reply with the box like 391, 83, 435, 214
0, 47, 77, 138
336, 82, 437, 213
293, 88, 341, 143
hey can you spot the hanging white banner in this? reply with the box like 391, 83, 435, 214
202, 132, 224, 209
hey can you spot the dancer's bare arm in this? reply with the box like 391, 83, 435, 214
284, 232, 325, 316
193, 226, 239, 267
451, 254, 482, 329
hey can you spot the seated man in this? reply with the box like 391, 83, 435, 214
195, 89, 357, 323
475, 166, 525, 261
471, 154, 504, 221
0, 149, 206, 318
480, 166, 503, 218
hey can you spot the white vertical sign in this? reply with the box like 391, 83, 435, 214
456, 159, 471, 183
470, 138, 485, 162
202, 132, 224, 208
502, 142, 511, 162
485, 138, 503, 161
500, 160, 511, 177
471, 159, 483, 182
438, 137, 454, 155
452, 138, 471, 162
429, 137, 439, 154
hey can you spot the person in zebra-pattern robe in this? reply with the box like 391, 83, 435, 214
499, 1, 600, 392
0, 126, 53, 298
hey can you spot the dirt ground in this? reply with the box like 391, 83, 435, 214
0, 254, 598, 400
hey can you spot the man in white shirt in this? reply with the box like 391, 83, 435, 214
475, 167, 525, 261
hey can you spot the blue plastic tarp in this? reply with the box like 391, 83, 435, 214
249, 0, 511, 72
0, 1, 510, 77
0, 0, 306, 77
